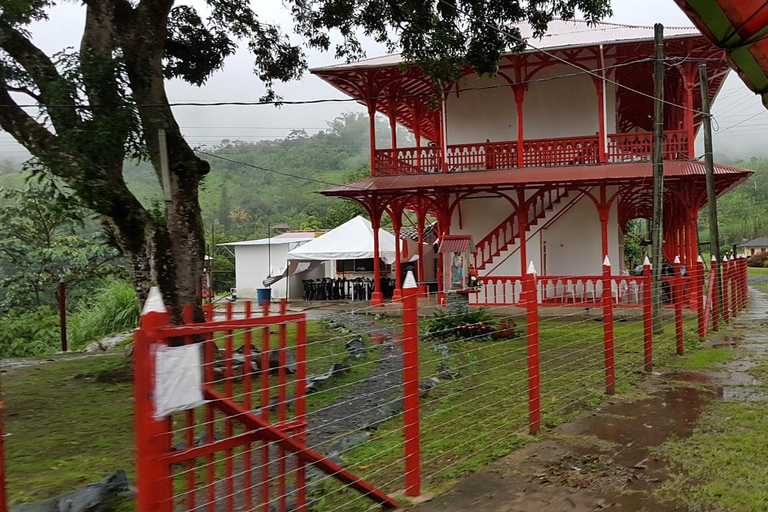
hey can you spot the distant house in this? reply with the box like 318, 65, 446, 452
739, 237, 768, 256
272, 222, 290, 233
220, 231, 325, 299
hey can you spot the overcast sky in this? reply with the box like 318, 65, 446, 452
0, 0, 766, 160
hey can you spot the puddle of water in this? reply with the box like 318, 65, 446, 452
560, 387, 713, 470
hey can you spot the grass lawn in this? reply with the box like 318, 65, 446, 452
3, 311, 700, 511
4, 354, 135, 505
747, 266, 768, 278
655, 325, 768, 511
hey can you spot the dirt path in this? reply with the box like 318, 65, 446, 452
306, 313, 403, 450
412, 289, 768, 512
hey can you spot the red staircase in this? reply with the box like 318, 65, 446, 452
473, 187, 568, 272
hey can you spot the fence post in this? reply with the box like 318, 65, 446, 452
711, 256, 720, 332
524, 262, 541, 435
58, 279, 67, 352
730, 256, 738, 316
134, 287, 173, 512
722, 256, 731, 324
674, 256, 684, 355
602, 257, 615, 395
696, 256, 706, 338
742, 255, 748, 311
643, 257, 653, 372
0, 367, 6, 512
402, 271, 421, 497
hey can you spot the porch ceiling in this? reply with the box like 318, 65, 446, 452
320, 161, 751, 197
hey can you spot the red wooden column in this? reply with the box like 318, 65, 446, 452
371, 211, 385, 307
416, 205, 428, 297
599, 183, 610, 260
439, 92, 449, 172
402, 271, 421, 496
517, 187, 528, 274
392, 214, 403, 301
514, 85, 525, 168
602, 256, 615, 395
388, 103, 398, 154
681, 63, 697, 159
413, 103, 423, 170
367, 100, 378, 176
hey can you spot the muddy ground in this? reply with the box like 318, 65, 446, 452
412, 289, 768, 512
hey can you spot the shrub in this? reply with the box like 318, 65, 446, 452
748, 253, 768, 268
0, 307, 61, 357
69, 279, 140, 350
425, 308, 496, 340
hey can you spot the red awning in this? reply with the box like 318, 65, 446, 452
321, 161, 750, 197
438, 235, 474, 254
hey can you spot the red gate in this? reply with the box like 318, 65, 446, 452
134, 288, 397, 511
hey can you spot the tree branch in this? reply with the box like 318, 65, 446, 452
0, 23, 82, 132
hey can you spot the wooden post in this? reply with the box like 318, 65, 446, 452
650, 23, 665, 335
700, 62, 723, 321
367, 100, 378, 176
602, 256, 615, 395
57, 279, 67, 352
402, 272, 421, 496
696, 256, 706, 338
643, 257, 653, 371
524, 262, 540, 434
392, 216, 403, 301
674, 256, 684, 355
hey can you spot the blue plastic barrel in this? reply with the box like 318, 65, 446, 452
256, 288, 272, 306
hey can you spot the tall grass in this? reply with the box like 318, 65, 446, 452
69, 279, 140, 350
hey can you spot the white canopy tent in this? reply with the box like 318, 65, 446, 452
287, 216, 399, 264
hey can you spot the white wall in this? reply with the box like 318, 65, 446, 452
234, 243, 309, 299
445, 187, 622, 278
445, 61, 618, 146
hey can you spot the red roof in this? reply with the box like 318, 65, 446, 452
438, 235, 474, 254
321, 161, 750, 197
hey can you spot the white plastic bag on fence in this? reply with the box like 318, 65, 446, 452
153, 343, 206, 419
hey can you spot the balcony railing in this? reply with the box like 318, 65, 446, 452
374, 130, 689, 176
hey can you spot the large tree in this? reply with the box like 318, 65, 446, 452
0, 0, 610, 319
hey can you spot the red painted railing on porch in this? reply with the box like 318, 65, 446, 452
374, 130, 690, 175
472, 273, 693, 309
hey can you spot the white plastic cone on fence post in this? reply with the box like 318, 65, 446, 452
602, 255, 615, 395
401, 271, 421, 497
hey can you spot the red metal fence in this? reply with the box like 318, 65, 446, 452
134, 296, 397, 512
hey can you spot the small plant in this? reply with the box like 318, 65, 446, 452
425, 308, 496, 340
0, 307, 60, 357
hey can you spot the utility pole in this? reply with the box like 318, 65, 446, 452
700, 62, 723, 320
651, 23, 665, 334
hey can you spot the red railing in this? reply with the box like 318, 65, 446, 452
607, 130, 689, 162
373, 130, 690, 176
